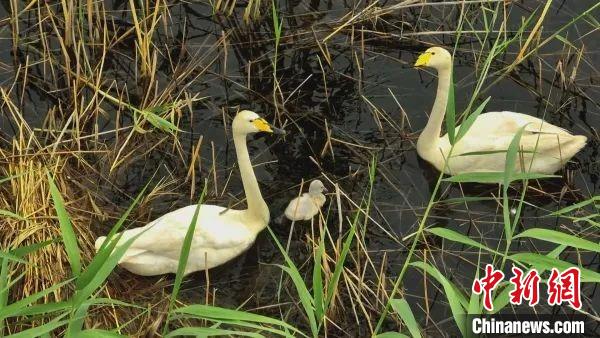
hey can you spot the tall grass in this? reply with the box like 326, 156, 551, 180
1, 0, 598, 336
373, 1, 598, 335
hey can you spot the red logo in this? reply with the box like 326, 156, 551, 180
547, 267, 582, 309
474, 265, 582, 311
509, 267, 540, 306
472, 264, 505, 311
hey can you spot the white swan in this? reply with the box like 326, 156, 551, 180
284, 180, 327, 221
414, 47, 587, 180
95, 110, 285, 276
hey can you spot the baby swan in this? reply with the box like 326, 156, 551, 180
414, 46, 587, 181
284, 180, 328, 221
95, 110, 285, 276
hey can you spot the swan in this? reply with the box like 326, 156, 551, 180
284, 179, 327, 221
95, 110, 285, 276
414, 47, 587, 180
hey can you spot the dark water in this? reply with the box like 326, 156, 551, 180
1, 0, 599, 336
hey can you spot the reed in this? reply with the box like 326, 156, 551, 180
0, 0, 598, 336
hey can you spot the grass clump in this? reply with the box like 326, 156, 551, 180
0, 0, 598, 336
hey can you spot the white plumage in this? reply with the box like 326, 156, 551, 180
414, 47, 587, 181
95, 110, 285, 276
95, 205, 254, 276
284, 180, 327, 221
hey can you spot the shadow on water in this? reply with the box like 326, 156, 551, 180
0, 0, 599, 336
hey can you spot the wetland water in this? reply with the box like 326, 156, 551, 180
0, 0, 599, 336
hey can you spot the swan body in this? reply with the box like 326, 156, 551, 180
284, 180, 327, 221
95, 110, 285, 276
95, 205, 254, 275
414, 47, 587, 180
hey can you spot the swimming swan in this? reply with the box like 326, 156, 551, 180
414, 47, 587, 180
95, 110, 285, 276
284, 179, 327, 221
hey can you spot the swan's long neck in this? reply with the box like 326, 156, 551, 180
233, 132, 269, 231
417, 65, 452, 160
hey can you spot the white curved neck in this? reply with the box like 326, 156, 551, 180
233, 133, 269, 231
417, 66, 452, 160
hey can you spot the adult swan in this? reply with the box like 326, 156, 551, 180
414, 47, 587, 180
95, 110, 285, 276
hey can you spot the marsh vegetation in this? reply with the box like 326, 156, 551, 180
0, 0, 599, 336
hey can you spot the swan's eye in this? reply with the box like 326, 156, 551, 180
431, 52, 436, 55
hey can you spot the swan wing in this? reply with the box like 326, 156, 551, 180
446, 112, 586, 174
456, 111, 582, 153
115, 205, 253, 256
461, 111, 572, 138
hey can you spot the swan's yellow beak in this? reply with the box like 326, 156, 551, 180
414, 52, 432, 67
253, 118, 286, 135
253, 118, 272, 132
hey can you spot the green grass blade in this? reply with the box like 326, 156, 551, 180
375, 333, 410, 338
324, 212, 358, 311
551, 196, 600, 216
8, 301, 71, 317
455, 96, 491, 142
72, 231, 147, 308
468, 277, 481, 315
67, 230, 148, 335
410, 262, 467, 336
426, 228, 501, 255
46, 172, 81, 277
312, 229, 325, 322
504, 125, 528, 186
267, 226, 317, 336
436, 196, 496, 205
0, 271, 26, 297
76, 330, 128, 338
5, 315, 69, 338
514, 228, 600, 253
490, 283, 512, 314
0, 259, 9, 333
547, 244, 567, 259
83, 298, 144, 309
0, 210, 25, 221
163, 183, 208, 335
10, 239, 57, 258
325, 158, 376, 319
66, 303, 90, 336
47, 171, 81, 277
195, 319, 293, 337
272, 0, 282, 43
446, 70, 456, 145
0, 173, 26, 185
173, 304, 300, 336
166, 327, 263, 338
77, 181, 151, 289
0, 251, 27, 265
0, 279, 73, 319
509, 253, 600, 283
277, 264, 317, 336
142, 110, 181, 133
390, 298, 421, 338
